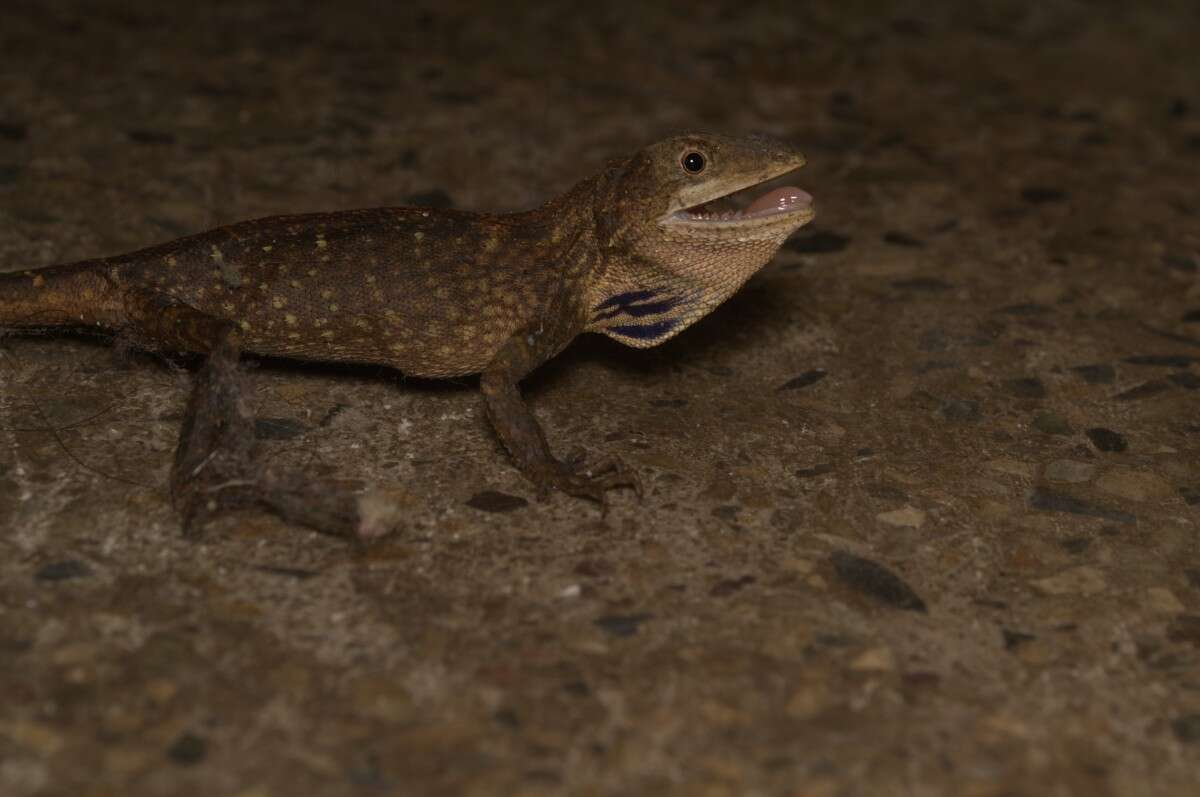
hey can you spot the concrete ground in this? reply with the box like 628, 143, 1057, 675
1, 1, 1198, 795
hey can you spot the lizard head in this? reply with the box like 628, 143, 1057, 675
590, 132, 814, 348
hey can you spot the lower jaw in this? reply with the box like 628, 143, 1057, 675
664, 212, 815, 237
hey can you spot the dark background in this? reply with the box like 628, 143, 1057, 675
2, 1, 1199, 794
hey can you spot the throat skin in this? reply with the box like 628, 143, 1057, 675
0, 132, 814, 534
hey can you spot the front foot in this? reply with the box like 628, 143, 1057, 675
534, 451, 643, 509
478, 331, 644, 512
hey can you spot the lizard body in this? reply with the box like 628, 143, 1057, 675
1, 133, 814, 536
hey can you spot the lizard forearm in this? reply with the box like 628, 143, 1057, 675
481, 323, 640, 504
480, 327, 558, 486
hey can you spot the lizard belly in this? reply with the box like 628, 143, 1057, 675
234, 307, 510, 378
212, 266, 524, 377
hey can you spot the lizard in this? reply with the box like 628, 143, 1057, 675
0, 132, 815, 538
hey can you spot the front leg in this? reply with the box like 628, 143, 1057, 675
480, 324, 641, 505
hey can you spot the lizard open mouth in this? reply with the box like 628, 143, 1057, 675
673, 175, 814, 225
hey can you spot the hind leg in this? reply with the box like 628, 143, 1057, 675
125, 290, 388, 539
168, 322, 258, 535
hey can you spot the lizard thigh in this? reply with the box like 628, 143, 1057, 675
121, 288, 237, 353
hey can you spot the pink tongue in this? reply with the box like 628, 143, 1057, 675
744, 186, 813, 216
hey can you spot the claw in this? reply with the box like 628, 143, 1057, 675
173, 475, 257, 538
533, 450, 641, 509
564, 446, 588, 468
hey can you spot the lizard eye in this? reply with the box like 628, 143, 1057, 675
681, 152, 706, 174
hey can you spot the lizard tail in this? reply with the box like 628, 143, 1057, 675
0, 261, 123, 331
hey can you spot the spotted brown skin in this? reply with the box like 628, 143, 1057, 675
0, 133, 814, 536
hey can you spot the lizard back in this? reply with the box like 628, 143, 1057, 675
12, 207, 582, 378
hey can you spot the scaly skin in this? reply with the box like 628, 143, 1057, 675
0, 133, 815, 537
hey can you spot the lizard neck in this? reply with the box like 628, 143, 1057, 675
575, 158, 707, 348
502, 168, 615, 329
